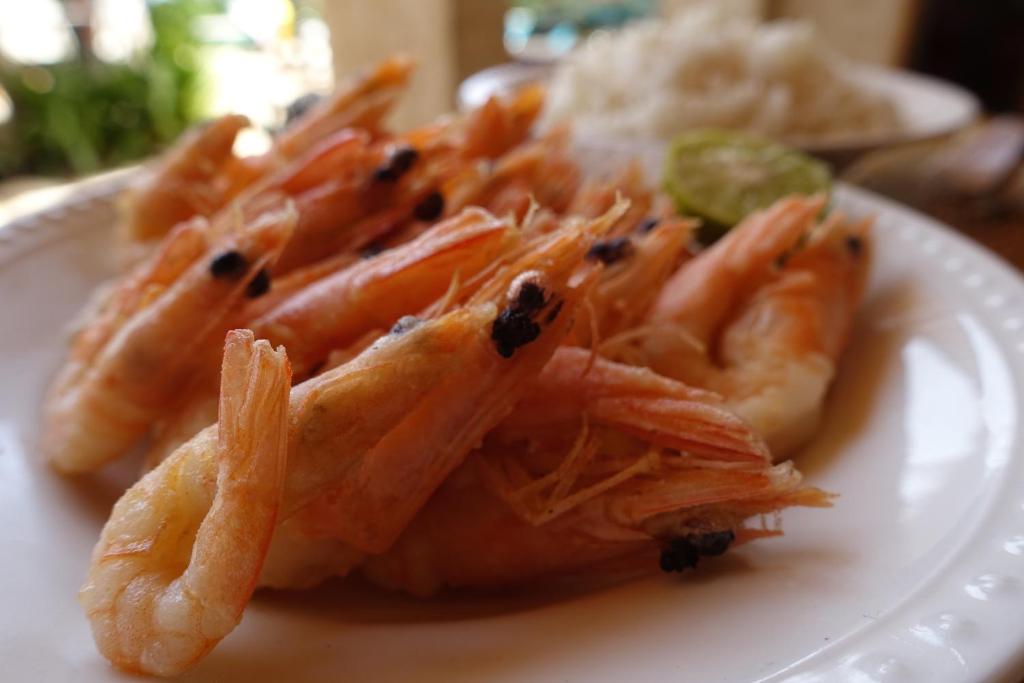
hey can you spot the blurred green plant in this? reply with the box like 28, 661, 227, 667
505, 0, 655, 59
509, 0, 655, 30
0, 0, 223, 178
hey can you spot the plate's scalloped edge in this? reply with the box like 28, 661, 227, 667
772, 185, 1024, 683
0, 169, 137, 267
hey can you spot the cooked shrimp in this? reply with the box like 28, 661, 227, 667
642, 196, 872, 456
118, 56, 411, 255
367, 89, 553, 249
440, 130, 582, 223
54, 217, 211, 401
496, 347, 769, 464
279, 206, 622, 551
215, 130, 388, 273
138, 207, 524, 472
455, 84, 546, 161
218, 55, 415, 200
571, 215, 694, 346
121, 114, 249, 243
256, 267, 587, 584
261, 342, 773, 592
646, 195, 825, 343
141, 244, 356, 472
97, 211, 612, 646
79, 330, 291, 676
235, 249, 361, 323
250, 56, 412, 166
362, 456, 827, 596
254, 206, 521, 378
566, 161, 655, 233
43, 200, 296, 473
237, 87, 542, 274
360, 350, 827, 597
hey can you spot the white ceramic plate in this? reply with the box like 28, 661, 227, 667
458, 63, 980, 162
2, 176, 1024, 682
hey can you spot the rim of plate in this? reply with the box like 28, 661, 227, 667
3, 174, 1024, 683
0, 168, 135, 266
766, 184, 1024, 683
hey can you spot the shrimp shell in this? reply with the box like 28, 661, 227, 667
79, 330, 291, 676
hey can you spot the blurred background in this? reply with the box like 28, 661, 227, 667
0, 0, 1022, 227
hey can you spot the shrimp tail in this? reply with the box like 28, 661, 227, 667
79, 330, 291, 676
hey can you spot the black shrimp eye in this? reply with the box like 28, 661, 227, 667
373, 146, 420, 182
491, 308, 541, 358
245, 269, 271, 298
514, 281, 546, 313
659, 531, 736, 573
692, 530, 735, 557
586, 237, 633, 265
390, 147, 419, 174
845, 235, 863, 257
373, 166, 398, 182
544, 300, 564, 324
412, 191, 445, 222
637, 217, 659, 234
210, 251, 248, 279
659, 540, 699, 573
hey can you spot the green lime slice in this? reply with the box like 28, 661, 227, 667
662, 129, 832, 233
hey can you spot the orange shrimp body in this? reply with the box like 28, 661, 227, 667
121, 114, 249, 243
139, 207, 524, 473
279, 207, 622, 552
253, 207, 521, 379
643, 195, 872, 457
43, 201, 296, 473
360, 350, 827, 597
80, 331, 291, 676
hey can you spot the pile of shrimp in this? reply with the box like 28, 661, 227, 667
42, 56, 872, 676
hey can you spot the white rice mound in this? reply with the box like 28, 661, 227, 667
539, 9, 902, 143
